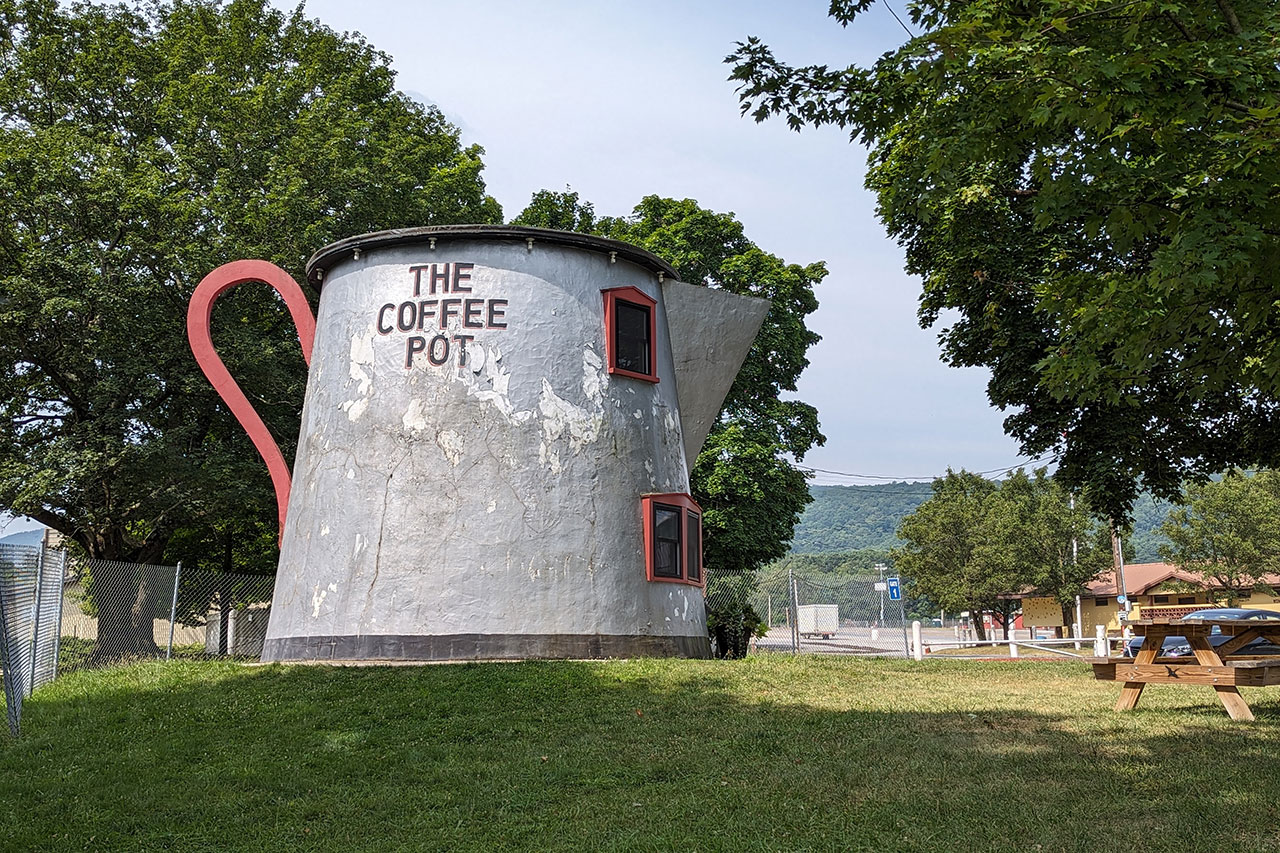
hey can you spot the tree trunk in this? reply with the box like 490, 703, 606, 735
999, 601, 1015, 640
972, 607, 988, 642
1058, 603, 1075, 639
85, 535, 169, 664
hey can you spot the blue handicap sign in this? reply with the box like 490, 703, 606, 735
887, 577, 902, 601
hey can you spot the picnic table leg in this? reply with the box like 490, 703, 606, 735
1115, 682, 1146, 711
1190, 639, 1255, 722
1115, 637, 1160, 712
1212, 688, 1255, 722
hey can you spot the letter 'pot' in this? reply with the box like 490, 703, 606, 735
188, 226, 769, 662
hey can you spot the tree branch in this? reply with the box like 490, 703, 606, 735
1215, 0, 1244, 36
1039, 0, 1148, 34
21, 506, 88, 551
1163, 11, 1196, 42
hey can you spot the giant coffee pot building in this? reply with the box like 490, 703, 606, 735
190, 226, 769, 662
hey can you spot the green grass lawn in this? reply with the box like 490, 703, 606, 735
3, 656, 1280, 852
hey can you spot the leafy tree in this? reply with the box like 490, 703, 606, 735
1159, 470, 1280, 603
0, 0, 501, 656
727, 0, 1280, 523
893, 470, 1009, 640
995, 469, 1111, 629
515, 190, 826, 574
894, 469, 1109, 639
510, 186, 597, 233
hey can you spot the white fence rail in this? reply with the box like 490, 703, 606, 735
909, 621, 1119, 660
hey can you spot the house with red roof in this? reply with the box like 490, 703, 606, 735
1080, 561, 1280, 634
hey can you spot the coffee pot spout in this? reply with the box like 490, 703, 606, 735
660, 280, 771, 466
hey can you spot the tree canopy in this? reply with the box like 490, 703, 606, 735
893, 469, 1110, 638
0, 0, 502, 570
514, 190, 826, 573
728, 0, 1280, 523
1159, 470, 1280, 602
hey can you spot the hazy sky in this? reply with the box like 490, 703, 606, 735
4, 1, 1043, 538
277, 0, 1034, 481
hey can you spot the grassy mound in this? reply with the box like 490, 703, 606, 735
3, 657, 1280, 851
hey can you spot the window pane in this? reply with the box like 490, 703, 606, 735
615, 300, 651, 375
654, 505, 681, 578
685, 511, 701, 582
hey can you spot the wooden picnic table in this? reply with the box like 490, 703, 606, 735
1089, 617, 1280, 721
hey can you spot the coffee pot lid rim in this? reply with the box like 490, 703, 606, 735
305, 224, 679, 287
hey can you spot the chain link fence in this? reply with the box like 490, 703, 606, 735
0, 543, 66, 736
59, 555, 275, 673
1, 542, 275, 734
704, 565, 910, 658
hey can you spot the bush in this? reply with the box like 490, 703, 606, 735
705, 573, 767, 658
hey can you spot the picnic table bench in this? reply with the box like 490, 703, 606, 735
1088, 617, 1280, 721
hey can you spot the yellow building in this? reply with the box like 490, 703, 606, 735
1080, 561, 1280, 635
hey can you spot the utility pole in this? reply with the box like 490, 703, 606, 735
1112, 525, 1130, 617
875, 562, 886, 626
1069, 495, 1078, 565
788, 567, 798, 653
1070, 494, 1080, 640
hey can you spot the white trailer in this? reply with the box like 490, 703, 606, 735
797, 604, 839, 639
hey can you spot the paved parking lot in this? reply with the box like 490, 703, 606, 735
755, 625, 913, 655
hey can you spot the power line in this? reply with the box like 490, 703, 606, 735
882, 1, 916, 37
794, 452, 1059, 483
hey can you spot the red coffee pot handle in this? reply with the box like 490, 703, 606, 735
186, 260, 316, 542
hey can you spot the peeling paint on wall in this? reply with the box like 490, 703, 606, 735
349, 334, 374, 392
339, 397, 369, 421
312, 582, 337, 618
437, 429, 464, 466
538, 378, 602, 451
402, 399, 428, 432
581, 346, 605, 401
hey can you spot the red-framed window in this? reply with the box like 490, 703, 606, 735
602, 286, 658, 383
642, 493, 703, 586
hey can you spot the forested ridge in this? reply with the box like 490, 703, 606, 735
791, 483, 1172, 562
789, 483, 932, 553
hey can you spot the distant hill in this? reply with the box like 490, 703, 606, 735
0, 528, 44, 547
790, 482, 1173, 561
789, 483, 933, 553
1125, 492, 1175, 563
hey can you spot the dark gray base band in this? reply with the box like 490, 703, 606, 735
261, 632, 712, 662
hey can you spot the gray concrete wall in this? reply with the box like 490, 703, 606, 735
263, 231, 760, 662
